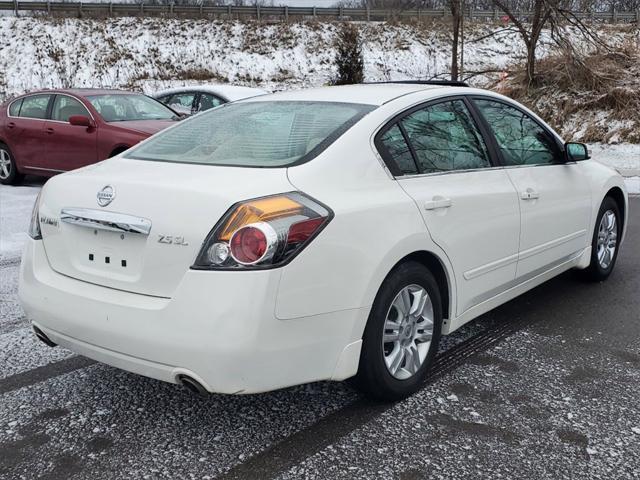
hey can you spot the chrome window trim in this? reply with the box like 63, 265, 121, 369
6, 93, 53, 120
396, 161, 579, 181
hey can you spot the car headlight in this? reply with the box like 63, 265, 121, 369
193, 192, 332, 270
28, 192, 42, 240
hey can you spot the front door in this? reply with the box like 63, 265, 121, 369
43, 95, 98, 171
377, 98, 521, 316
472, 98, 592, 280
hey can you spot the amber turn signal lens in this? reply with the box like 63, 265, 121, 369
217, 196, 303, 241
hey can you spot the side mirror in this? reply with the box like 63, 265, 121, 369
565, 142, 590, 162
69, 115, 95, 128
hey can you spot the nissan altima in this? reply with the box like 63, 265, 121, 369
19, 83, 628, 400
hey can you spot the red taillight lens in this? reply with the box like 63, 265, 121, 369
194, 192, 332, 270
287, 218, 325, 245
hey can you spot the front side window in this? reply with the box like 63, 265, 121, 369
87, 94, 176, 122
197, 93, 224, 113
165, 92, 196, 115
474, 99, 559, 166
9, 98, 23, 117
18, 95, 51, 119
51, 95, 90, 122
126, 101, 374, 167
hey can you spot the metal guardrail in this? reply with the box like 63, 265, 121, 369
0, 1, 638, 22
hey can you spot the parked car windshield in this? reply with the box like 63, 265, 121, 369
87, 94, 177, 122
125, 101, 375, 167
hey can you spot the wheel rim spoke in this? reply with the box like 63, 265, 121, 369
382, 284, 435, 380
597, 209, 618, 269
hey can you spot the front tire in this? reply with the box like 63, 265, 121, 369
354, 261, 442, 401
0, 143, 23, 185
583, 196, 621, 281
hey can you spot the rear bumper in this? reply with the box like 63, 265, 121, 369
19, 239, 365, 394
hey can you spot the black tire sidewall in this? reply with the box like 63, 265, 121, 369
357, 261, 442, 401
588, 197, 621, 280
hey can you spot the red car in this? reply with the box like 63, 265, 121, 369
0, 89, 180, 185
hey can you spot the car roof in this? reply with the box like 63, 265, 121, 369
16, 88, 140, 98
241, 83, 471, 106
154, 85, 269, 102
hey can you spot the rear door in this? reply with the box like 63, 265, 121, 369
377, 97, 521, 316
43, 94, 98, 171
4, 94, 51, 172
471, 97, 592, 280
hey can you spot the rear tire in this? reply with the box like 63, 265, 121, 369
0, 143, 23, 185
354, 261, 442, 401
583, 196, 621, 282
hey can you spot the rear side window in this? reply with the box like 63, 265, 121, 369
51, 95, 90, 122
17, 95, 51, 119
377, 99, 490, 175
126, 101, 375, 167
166, 92, 196, 114
9, 98, 23, 117
474, 99, 560, 166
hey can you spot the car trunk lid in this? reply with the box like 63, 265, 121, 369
38, 158, 294, 297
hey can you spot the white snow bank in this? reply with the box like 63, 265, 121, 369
0, 184, 40, 261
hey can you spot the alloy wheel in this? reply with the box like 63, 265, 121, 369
382, 284, 434, 380
0, 149, 11, 180
596, 210, 617, 269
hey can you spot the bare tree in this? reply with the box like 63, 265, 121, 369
449, 0, 463, 81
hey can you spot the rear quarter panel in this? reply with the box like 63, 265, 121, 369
279, 105, 456, 339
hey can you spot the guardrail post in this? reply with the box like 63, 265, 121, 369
284, 5, 288, 21
140, 2, 143, 15
79, 1, 82, 17
637, 8, 640, 24
13, 0, 18, 17
366, 5, 370, 21
227, 4, 231, 18
169, 2, 174, 16
199, 1, 203, 18
493, 7, 498, 20
47, 0, 50, 15
339, 6, 343, 19
256, 4, 260, 21
612, 7, 617, 23
109, 2, 113, 16
312, 6, 316, 19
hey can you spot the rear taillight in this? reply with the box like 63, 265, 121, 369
193, 192, 332, 270
28, 192, 42, 240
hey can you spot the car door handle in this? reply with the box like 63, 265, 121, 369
7, 122, 16, 129
45, 127, 55, 135
520, 188, 540, 201
424, 196, 452, 210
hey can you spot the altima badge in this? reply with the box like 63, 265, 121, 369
97, 185, 115, 207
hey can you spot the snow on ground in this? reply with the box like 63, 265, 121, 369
0, 183, 40, 262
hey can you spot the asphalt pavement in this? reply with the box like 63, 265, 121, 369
1, 196, 638, 480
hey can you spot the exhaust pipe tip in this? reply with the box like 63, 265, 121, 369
177, 374, 208, 395
33, 326, 57, 348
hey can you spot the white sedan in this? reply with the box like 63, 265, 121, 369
19, 83, 628, 400
153, 85, 268, 116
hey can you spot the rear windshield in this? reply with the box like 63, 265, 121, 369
125, 101, 375, 167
